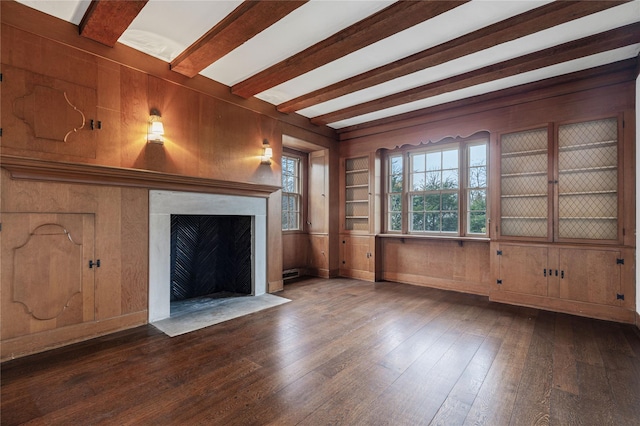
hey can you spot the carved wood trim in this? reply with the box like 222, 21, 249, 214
1, 155, 281, 197
12, 223, 83, 320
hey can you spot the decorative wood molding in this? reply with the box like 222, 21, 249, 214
337, 58, 637, 141
0, 1, 337, 141
1, 155, 281, 197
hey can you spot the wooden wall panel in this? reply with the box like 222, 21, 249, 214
118, 65, 148, 168
282, 233, 309, 272
1, 169, 148, 360
0, 6, 339, 359
1, 213, 94, 340
308, 235, 329, 278
119, 188, 149, 314
380, 238, 490, 296
267, 191, 284, 293
340, 80, 635, 158
1, 25, 287, 189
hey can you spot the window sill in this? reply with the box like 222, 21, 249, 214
282, 229, 305, 235
376, 233, 490, 243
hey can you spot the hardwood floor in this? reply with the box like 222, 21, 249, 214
2, 278, 640, 425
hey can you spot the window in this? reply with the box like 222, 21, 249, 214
388, 154, 403, 232
467, 143, 488, 234
409, 148, 459, 233
385, 138, 488, 237
282, 155, 301, 230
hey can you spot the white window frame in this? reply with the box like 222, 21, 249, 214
282, 155, 301, 231
385, 137, 488, 237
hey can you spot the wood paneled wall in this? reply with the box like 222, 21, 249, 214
380, 238, 490, 296
1, 169, 148, 360
337, 59, 636, 321
0, 4, 338, 358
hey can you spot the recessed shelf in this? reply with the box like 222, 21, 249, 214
559, 166, 616, 174
502, 216, 547, 220
501, 171, 547, 177
501, 149, 547, 157
501, 193, 547, 198
345, 156, 370, 232
560, 217, 617, 220
559, 190, 616, 196
559, 140, 616, 152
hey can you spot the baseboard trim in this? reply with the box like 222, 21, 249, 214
1, 311, 147, 362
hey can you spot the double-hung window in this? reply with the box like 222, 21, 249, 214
385, 137, 488, 237
409, 147, 460, 233
282, 155, 301, 231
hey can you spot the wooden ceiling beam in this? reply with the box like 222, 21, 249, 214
79, 0, 148, 47
279, 0, 628, 114
231, 0, 467, 99
171, 1, 307, 78
311, 22, 640, 126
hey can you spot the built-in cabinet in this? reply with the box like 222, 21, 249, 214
339, 110, 635, 323
339, 235, 376, 281
340, 154, 379, 280
490, 115, 633, 322
344, 156, 371, 232
306, 149, 332, 278
0, 169, 150, 360
497, 117, 621, 243
491, 242, 634, 322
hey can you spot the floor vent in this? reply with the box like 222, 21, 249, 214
283, 269, 300, 281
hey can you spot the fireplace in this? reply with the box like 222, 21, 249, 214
149, 190, 267, 322
170, 215, 252, 301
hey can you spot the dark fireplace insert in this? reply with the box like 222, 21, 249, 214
170, 215, 252, 302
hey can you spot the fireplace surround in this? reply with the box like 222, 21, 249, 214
149, 190, 267, 322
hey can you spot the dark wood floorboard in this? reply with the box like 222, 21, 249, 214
2, 278, 640, 425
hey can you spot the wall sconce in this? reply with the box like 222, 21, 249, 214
148, 109, 165, 144
261, 138, 273, 165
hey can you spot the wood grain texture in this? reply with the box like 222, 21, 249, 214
380, 238, 490, 296
3, 277, 639, 425
79, 0, 148, 47
1, 1, 337, 140
0, 169, 148, 360
311, 23, 640, 126
337, 60, 636, 143
170, 1, 307, 78
279, 0, 627, 114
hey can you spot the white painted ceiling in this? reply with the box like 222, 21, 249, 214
16, 0, 640, 130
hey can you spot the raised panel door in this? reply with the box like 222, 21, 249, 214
340, 235, 373, 279
1, 65, 98, 158
496, 244, 548, 296
557, 248, 621, 306
1, 213, 95, 341
308, 151, 327, 234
